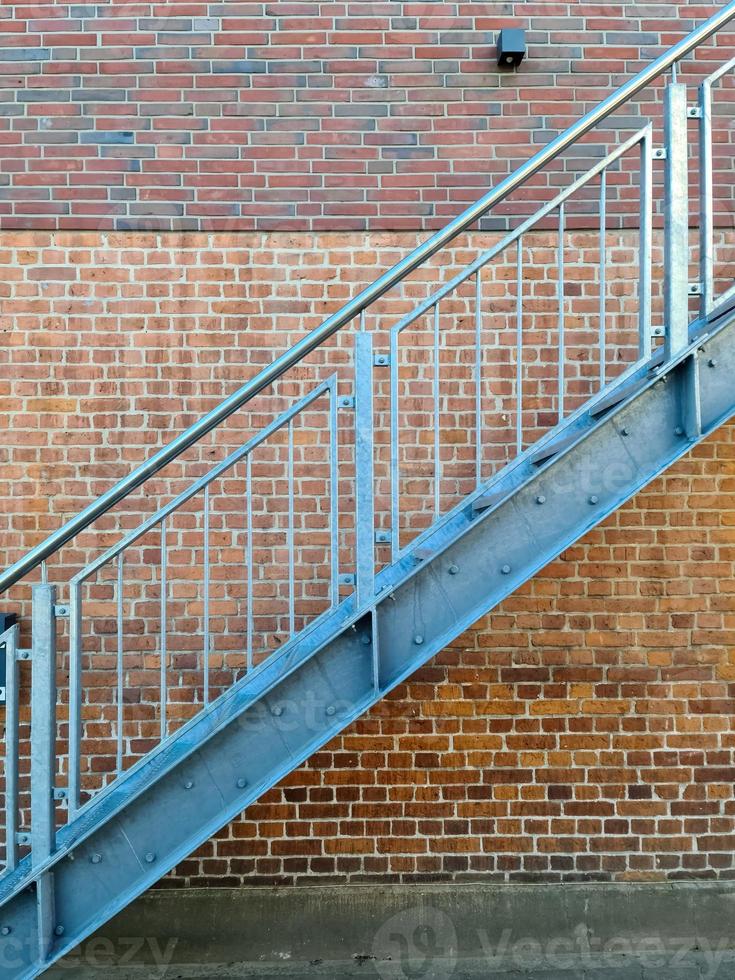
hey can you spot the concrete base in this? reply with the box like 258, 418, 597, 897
49, 882, 735, 979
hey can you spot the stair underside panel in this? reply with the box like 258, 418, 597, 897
2, 312, 735, 979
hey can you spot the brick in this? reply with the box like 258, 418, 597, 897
80, 131, 135, 145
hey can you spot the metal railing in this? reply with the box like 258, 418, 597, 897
0, 0, 733, 596
699, 54, 735, 316
1, 2, 734, 880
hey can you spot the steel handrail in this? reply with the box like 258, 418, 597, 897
2, 0, 734, 596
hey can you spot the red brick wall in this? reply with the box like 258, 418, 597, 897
170, 422, 735, 886
1, 2, 733, 231
1, 231, 734, 883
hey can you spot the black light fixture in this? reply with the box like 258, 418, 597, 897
497, 28, 526, 69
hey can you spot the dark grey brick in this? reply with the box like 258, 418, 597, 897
100, 146, 154, 159
70, 5, 98, 18
139, 18, 193, 31
267, 60, 322, 74
0, 187, 50, 200
129, 203, 185, 217
157, 33, 210, 46
604, 32, 658, 44
0, 48, 50, 62
71, 89, 128, 103
134, 47, 191, 60
26, 132, 79, 144
80, 131, 135, 145
0, 105, 23, 116
212, 60, 266, 74
380, 146, 436, 160
334, 104, 389, 117
193, 17, 221, 31
17, 89, 71, 103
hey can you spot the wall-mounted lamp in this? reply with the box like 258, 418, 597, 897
497, 28, 526, 69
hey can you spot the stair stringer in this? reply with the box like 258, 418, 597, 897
1, 308, 735, 979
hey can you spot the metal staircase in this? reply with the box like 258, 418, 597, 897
0, 5, 734, 976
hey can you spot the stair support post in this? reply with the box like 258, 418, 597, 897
664, 82, 690, 360
30, 584, 58, 963
354, 332, 375, 610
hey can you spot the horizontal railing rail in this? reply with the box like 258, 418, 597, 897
1, 0, 734, 596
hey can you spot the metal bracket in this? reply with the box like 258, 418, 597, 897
375, 530, 392, 544
338, 396, 355, 410
338, 573, 355, 586
15, 833, 30, 846
652, 147, 667, 160
688, 282, 703, 296
687, 105, 703, 118
373, 353, 390, 367
54, 605, 70, 619
53, 788, 68, 803
650, 325, 665, 338
16, 649, 32, 662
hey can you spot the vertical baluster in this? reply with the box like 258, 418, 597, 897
246, 453, 253, 672
68, 581, 82, 817
433, 303, 441, 517
116, 554, 124, 776
30, 584, 56, 869
4, 624, 19, 872
475, 270, 482, 488
639, 125, 653, 360
558, 203, 565, 422
355, 332, 375, 609
287, 419, 295, 638
203, 484, 210, 705
159, 519, 167, 741
664, 82, 690, 359
699, 79, 714, 318
599, 168, 607, 389
329, 381, 339, 609
390, 327, 399, 561
516, 237, 523, 454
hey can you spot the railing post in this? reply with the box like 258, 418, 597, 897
68, 581, 81, 816
31, 584, 58, 964
3, 624, 20, 873
699, 79, 714, 318
354, 332, 375, 610
664, 82, 690, 360
31, 584, 57, 868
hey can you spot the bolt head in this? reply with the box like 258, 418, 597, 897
536, 495, 546, 505
236, 778, 247, 789
272, 705, 283, 717
501, 565, 511, 575
361, 634, 371, 645
589, 495, 599, 505
326, 705, 336, 716
675, 426, 684, 436
414, 635, 424, 645
1, 926, 11, 936
145, 852, 156, 864
90, 853, 102, 865
448, 564, 459, 575
708, 358, 717, 368
54, 925, 64, 937
184, 780, 194, 790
